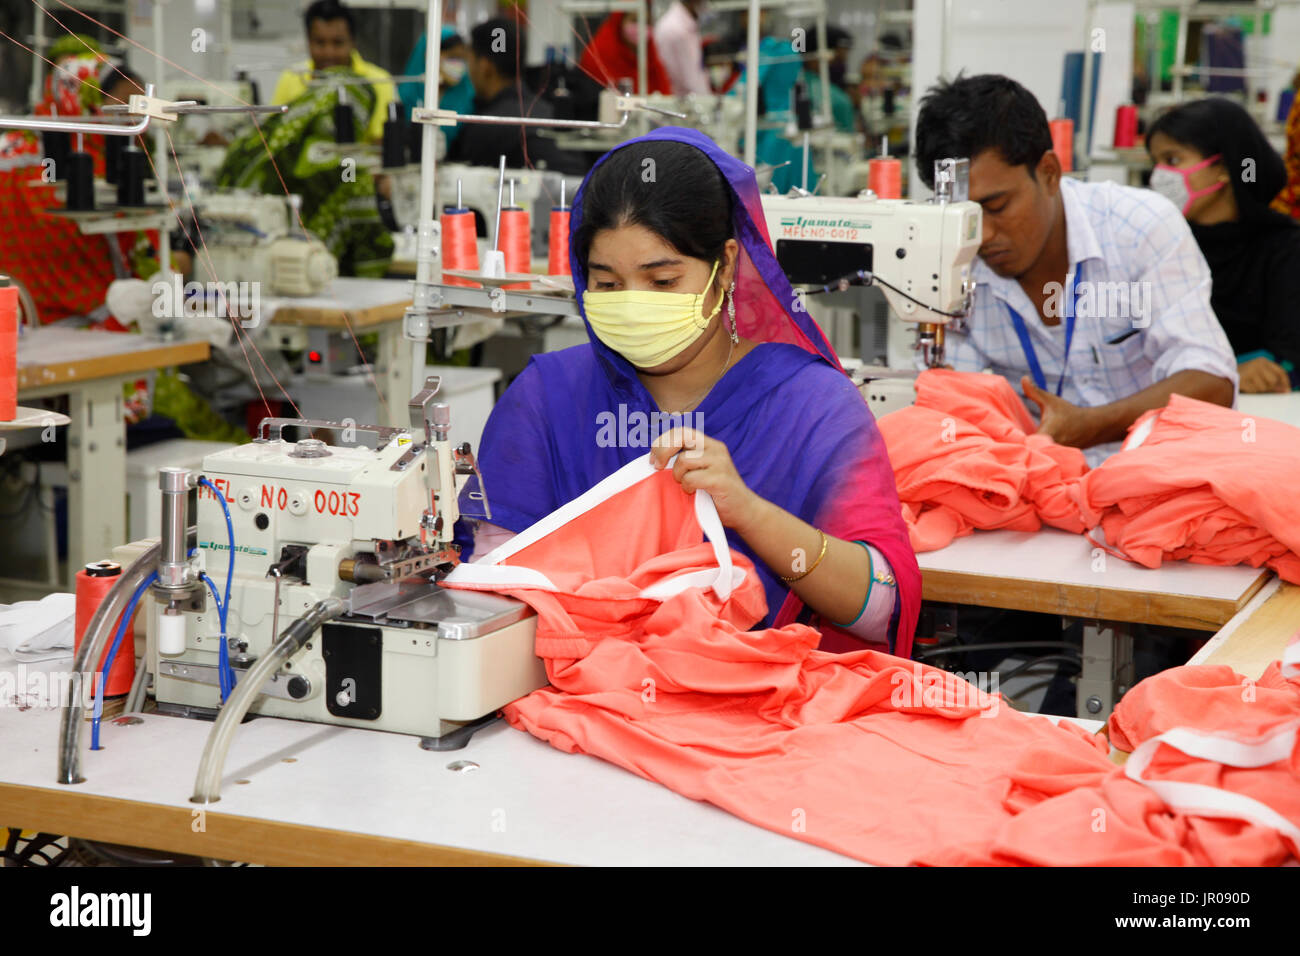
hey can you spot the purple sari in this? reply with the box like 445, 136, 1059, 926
456, 127, 920, 656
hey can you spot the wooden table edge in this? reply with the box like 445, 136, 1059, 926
0, 782, 555, 867
920, 566, 1270, 631
269, 300, 411, 329
18, 340, 212, 391
1192, 580, 1300, 677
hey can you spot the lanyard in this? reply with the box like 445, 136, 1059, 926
1006, 269, 1080, 397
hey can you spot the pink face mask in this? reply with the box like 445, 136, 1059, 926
1148, 153, 1224, 215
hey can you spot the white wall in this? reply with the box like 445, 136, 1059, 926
910, 0, 1135, 194
1258, 4, 1300, 125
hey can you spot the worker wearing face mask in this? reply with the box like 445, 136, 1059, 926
1146, 97, 1300, 393
914, 74, 1237, 467
399, 26, 475, 149
456, 129, 921, 658
446, 18, 586, 174
654, 0, 713, 95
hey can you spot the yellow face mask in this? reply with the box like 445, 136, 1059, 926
583, 260, 722, 368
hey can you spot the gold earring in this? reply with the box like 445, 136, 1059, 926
727, 281, 738, 344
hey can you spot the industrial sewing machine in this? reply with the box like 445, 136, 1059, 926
759, 158, 982, 416
138, 377, 544, 747
595, 90, 747, 157
193, 191, 338, 297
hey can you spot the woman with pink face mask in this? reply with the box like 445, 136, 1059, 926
1146, 98, 1300, 393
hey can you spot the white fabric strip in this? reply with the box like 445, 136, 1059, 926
1124, 720, 1300, 847
445, 454, 741, 600
639, 567, 746, 600
441, 562, 559, 592
1282, 637, 1300, 679
691, 480, 734, 599
470, 456, 662, 567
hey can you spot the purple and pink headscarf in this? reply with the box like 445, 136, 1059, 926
460, 127, 920, 655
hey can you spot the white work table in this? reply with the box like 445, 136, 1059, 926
262, 277, 415, 429
1238, 391, 1300, 429
0, 696, 852, 866
0, 654, 1104, 867
12, 328, 211, 598
917, 527, 1275, 717
917, 528, 1270, 632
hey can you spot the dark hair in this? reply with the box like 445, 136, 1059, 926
914, 73, 1053, 190
441, 31, 467, 53
100, 64, 143, 97
1146, 97, 1286, 220
573, 140, 734, 276
304, 0, 354, 38
802, 24, 852, 56
471, 18, 521, 80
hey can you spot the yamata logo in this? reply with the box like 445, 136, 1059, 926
50, 886, 151, 936
779, 215, 868, 230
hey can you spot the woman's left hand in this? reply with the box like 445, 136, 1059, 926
649, 427, 766, 533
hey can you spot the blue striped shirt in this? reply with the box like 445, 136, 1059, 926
945, 176, 1238, 466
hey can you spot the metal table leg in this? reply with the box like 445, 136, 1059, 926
1077, 621, 1135, 719
65, 377, 126, 584
377, 319, 415, 426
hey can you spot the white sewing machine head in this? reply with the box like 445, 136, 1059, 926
759, 158, 981, 370
193, 191, 338, 297
140, 379, 544, 745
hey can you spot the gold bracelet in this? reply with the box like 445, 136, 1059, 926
781, 529, 828, 583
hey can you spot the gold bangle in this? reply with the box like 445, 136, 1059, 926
781, 529, 828, 583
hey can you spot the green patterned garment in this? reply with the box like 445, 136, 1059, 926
216, 69, 393, 277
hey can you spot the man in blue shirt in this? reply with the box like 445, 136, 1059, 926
914, 74, 1236, 465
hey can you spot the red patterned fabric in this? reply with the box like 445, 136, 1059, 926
0, 54, 149, 323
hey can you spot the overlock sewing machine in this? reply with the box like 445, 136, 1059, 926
136, 377, 544, 748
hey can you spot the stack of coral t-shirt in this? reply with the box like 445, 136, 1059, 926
1072, 394, 1300, 584
875, 370, 1089, 551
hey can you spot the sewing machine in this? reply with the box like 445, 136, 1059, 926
194, 191, 338, 297
143, 377, 544, 746
759, 158, 982, 416
595, 90, 746, 156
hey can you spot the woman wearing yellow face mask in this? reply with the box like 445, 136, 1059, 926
455, 129, 921, 657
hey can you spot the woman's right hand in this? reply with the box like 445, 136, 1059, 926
1238, 356, 1291, 394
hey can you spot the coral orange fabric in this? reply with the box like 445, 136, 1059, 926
876, 370, 1089, 551
1074, 394, 1300, 584
446, 458, 1300, 865
923, 641, 1300, 865
444, 457, 1127, 865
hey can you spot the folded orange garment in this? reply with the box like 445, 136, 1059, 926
877, 370, 1089, 551
1074, 395, 1300, 584
924, 640, 1300, 866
